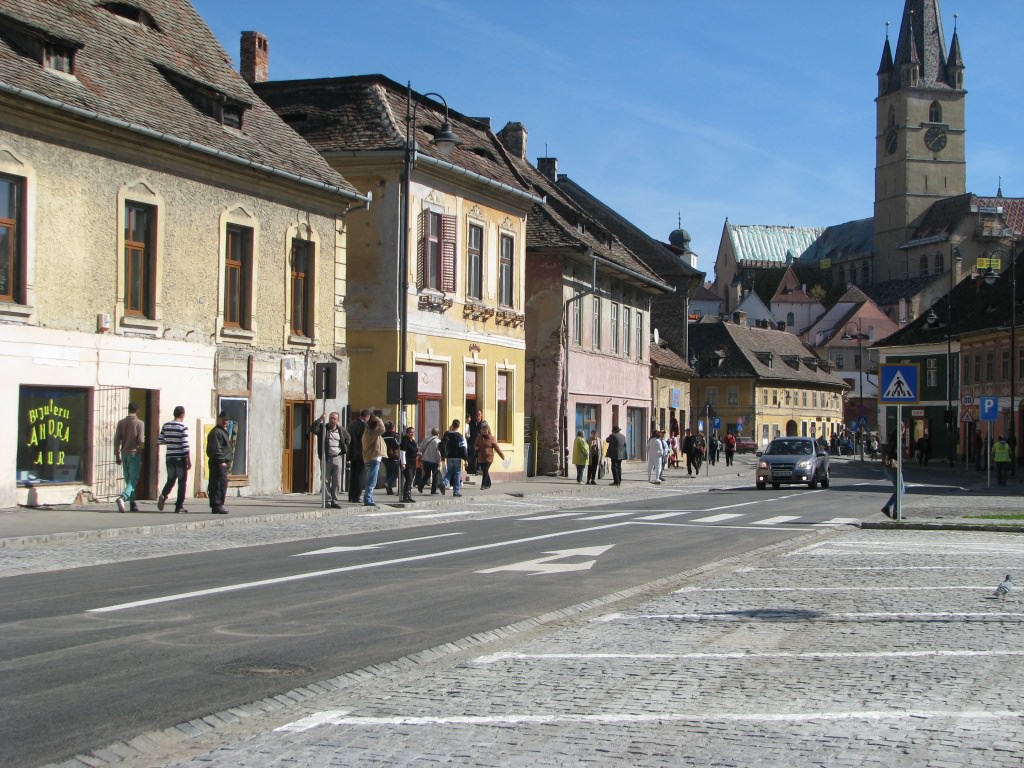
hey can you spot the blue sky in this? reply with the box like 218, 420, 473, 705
194, 0, 1024, 280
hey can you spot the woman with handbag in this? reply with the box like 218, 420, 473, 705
416, 427, 443, 494
473, 422, 505, 490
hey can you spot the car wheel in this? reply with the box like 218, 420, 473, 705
820, 472, 830, 489
756, 481, 766, 490
808, 477, 817, 489
772, 482, 780, 489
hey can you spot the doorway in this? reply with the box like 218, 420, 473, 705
282, 400, 312, 493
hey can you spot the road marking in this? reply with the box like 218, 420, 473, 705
751, 516, 801, 526
597, 611, 1024, 622
675, 586, 994, 592
814, 517, 859, 526
520, 512, 581, 521
476, 545, 614, 575
472, 649, 1024, 663
575, 512, 634, 521
635, 511, 694, 521
691, 513, 744, 523
293, 533, 462, 556
277, 709, 1022, 733
87, 521, 632, 613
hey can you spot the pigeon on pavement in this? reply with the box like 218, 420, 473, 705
993, 574, 1014, 598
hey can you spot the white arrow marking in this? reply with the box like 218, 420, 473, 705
292, 532, 462, 556
477, 545, 615, 576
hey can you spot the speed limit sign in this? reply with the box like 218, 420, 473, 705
960, 394, 975, 406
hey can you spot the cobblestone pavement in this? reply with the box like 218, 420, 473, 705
43, 525, 1024, 768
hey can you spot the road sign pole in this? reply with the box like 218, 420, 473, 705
894, 403, 903, 521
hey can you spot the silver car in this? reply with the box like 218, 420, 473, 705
756, 436, 830, 490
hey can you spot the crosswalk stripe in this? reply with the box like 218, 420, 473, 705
814, 517, 859, 526
576, 512, 635, 521
692, 513, 744, 523
636, 511, 693, 521
751, 516, 801, 526
520, 512, 580, 521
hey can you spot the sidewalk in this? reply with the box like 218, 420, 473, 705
1, 454, 1021, 547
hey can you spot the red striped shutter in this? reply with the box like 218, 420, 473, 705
441, 214, 457, 293
416, 210, 426, 290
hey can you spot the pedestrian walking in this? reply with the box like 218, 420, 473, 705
692, 431, 706, 473
572, 430, 589, 484
993, 435, 1012, 487
466, 409, 483, 476
417, 427, 443, 494
682, 428, 696, 476
605, 425, 627, 486
206, 410, 233, 515
310, 411, 350, 508
347, 409, 370, 502
442, 419, 468, 496
708, 433, 720, 466
113, 402, 144, 513
361, 415, 386, 506
586, 430, 602, 485
724, 431, 736, 467
646, 431, 664, 484
659, 430, 670, 481
157, 405, 191, 513
880, 429, 906, 518
400, 426, 418, 502
473, 422, 504, 490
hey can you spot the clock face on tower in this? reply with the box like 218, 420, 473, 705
924, 126, 947, 152
885, 129, 898, 155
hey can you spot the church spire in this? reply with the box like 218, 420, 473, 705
887, 0, 953, 93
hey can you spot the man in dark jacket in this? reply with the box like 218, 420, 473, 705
206, 411, 234, 515
382, 421, 401, 494
310, 411, 350, 508
605, 425, 627, 486
347, 409, 370, 503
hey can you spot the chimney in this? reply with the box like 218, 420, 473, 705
497, 122, 528, 160
537, 157, 558, 182
240, 31, 269, 84
732, 310, 747, 326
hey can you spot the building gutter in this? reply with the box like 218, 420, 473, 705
0, 82, 371, 205
592, 253, 675, 294
415, 151, 545, 207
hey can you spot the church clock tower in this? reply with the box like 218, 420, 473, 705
873, 0, 965, 283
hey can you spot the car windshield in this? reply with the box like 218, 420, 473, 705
766, 440, 812, 456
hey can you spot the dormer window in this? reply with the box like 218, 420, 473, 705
222, 105, 243, 129
157, 64, 250, 129
44, 42, 74, 74
100, 2, 160, 31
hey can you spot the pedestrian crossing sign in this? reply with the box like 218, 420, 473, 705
879, 364, 920, 403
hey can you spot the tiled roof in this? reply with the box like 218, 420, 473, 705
912, 194, 1024, 241
687, 322, 846, 389
800, 218, 874, 264
0, 0, 359, 197
728, 224, 825, 265
650, 342, 693, 377
254, 75, 531, 195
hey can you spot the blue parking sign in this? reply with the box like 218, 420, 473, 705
979, 396, 998, 421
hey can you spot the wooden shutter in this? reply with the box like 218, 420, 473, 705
416, 210, 426, 290
441, 214, 456, 293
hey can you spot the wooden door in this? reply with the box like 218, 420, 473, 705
282, 401, 312, 493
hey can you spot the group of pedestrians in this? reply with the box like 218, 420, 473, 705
113, 403, 233, 515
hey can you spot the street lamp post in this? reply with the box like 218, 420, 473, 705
401, 84, 460, 499
843, 321, 869, 461
927, 246, 962, 466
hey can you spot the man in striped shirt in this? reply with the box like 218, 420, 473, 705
157, 405, 191, 513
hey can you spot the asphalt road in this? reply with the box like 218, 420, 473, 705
2, 464, 885, 767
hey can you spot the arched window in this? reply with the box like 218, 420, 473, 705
888, 105, 896, 127
929, 101, 942, 123
838, 266, 845, 285
860, 263, 869, 284
919, 254, 929, 277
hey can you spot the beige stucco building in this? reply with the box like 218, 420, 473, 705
0, 2, 365, 507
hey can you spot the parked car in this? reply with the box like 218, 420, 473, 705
756, 436, 830, 490
735, 435, 758, 453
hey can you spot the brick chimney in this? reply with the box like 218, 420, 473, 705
537, 157, 558, 182
497, 122, 528, 160
240, 31, 268, 84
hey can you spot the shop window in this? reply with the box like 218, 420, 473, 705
17, 386, 89, 484
496, 371, 511, 442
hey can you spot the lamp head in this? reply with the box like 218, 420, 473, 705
926, 308, 939, 326
984, 268, 999, 287
432, 119, 461, 158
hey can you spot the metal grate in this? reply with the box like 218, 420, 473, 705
92, 386, 131, 501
